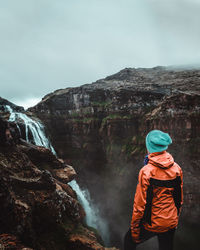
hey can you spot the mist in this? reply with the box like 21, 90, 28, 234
0, 0, 200, 107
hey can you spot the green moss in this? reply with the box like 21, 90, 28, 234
82, 117, 99, 123
70, 112, 80, 118
122, 135, 145, 158
101, 117, 107, 127
101, 114, 120, 127
101, 113, 132, 127
91, 101, 112, 107
71, 118, 82, 123
106, 144, 112, 153
123, 114, 132, 119
70, 116, 99, 123
82, 110, 92, 115
106, 114, 122, 119
122, 142, 135, 156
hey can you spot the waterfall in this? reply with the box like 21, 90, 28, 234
70, 180, 101, 228
5, 105, 110, 245
69, 180, 110, 244
5, 105, 56, 155
69, 180, 110, 245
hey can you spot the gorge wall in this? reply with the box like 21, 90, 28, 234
0, 105, 118, 249
27, 66, 200, 249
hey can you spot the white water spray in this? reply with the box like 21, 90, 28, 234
5, 105, 110, 244
5, 105, 56, 154
69, 180, 110, 244
69, 180, 97, 227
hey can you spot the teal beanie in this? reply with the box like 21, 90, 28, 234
146, 130, 172, 153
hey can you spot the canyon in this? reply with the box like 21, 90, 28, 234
0, 66, 200, 249
0, 102, 117, 250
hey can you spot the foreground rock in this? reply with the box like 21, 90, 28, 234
0, 117, 118, 249
0, 233, 33, 249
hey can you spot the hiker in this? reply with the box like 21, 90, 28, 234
124, 130, 183, 250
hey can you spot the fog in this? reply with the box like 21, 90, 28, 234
0, 0, 200, 107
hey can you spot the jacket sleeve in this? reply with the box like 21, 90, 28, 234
131, 168, 149, 243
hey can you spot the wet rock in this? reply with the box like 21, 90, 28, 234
68, 226, 104, 250
0, 132, 105, 249
0, 116, 20, 146
0, 234, 32, 250
0, 116, 8, 145
56, 180, 77, 198
53, 165, 77, 183
18, 141, 60, 169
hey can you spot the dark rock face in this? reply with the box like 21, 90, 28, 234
28, 67, 200, 248
0, 234, 32, 249
0, 117, 113, 250
0, 97, 24, 112
145, 93, 200, 224
0, 116, 21, 146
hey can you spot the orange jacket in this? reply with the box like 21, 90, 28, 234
131, 151, 183, 242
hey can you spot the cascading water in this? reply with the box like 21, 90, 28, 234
5, 105, 110, 245
5, 105, 56, 155
69, 180, 110, 244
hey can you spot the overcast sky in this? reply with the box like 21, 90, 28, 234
0, 0, 200, 109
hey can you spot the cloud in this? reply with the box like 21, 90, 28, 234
12, 97, 41, 110
0, 0, 200, 107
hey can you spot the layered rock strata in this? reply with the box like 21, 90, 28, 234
27, 67, 200, 248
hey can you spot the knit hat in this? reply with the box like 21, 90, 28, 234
145, 130, 172, 153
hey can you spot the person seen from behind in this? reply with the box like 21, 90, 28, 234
124, 130, 183, 250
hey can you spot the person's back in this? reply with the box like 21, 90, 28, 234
124, 130, 183, 250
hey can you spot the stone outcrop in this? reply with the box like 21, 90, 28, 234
0, 233, 33, 249
0, 116, 116, 249
27, 66, 200, 248
0, 97, 24, 112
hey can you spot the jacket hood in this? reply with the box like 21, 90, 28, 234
148, 151, 174, 169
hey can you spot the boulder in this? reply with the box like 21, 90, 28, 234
53, 165, 77, 183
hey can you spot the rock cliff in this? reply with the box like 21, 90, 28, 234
0, 115, 117, 249
0, 97, 24, 112
27, 66, 200, 249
